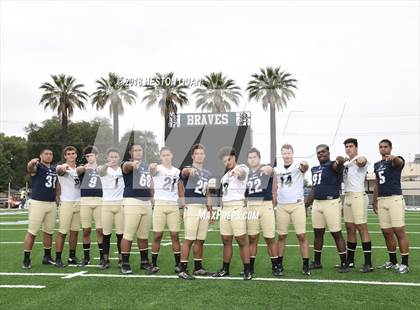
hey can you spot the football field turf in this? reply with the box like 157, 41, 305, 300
0, 209, 419, 309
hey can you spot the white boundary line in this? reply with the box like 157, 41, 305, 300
0, 284, 46, 289
0, 272, 419, 287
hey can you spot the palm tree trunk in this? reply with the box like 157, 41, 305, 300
112, 101, 119, 147
61, 111, 69, 148
164, 113, 170, 143
270, 103, 277, 166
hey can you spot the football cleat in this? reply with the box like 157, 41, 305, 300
68, 256, 80, 265
81, 258, 90, 266
378, 261, 399, 270
338, 263, 350, 273
272, 267, 283, 277
147, 266, 160, 275
121, 264, 133, 275
174, 265, 182, 273
309, 261, 323, 270
178, 271, 195, 280
118, 258, 122, 268
55, 259, 65, 268
193, 268, 209, 276
397, 264, 409, 274
140, 261, 151, 270
302, 265, 311, 276
243, 271, 252, 280
360, 264, 374, 273
99, 260, 110, 270
335, 262, 354, 269
212, 269, 230, 277
22, 259, 31, 270
42, 256, 56, 265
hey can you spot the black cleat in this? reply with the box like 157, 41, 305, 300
212, 269, 230, 277
68, 256, 80, 265
360, 264, 374, 273
22, 259, 31, 270
99, 260, 110, 270
140, 261, 151, 270
55, 259, 65, 268
42, 256, 56, 265
81, 258, 90, 266
335, 262, 354, 269
178, 271, 195, 280
338, 264, 350, 273
302, 265, 311, 276
272, 266, 283, 277
174, 265, 182, 274
309, 261, 323, 269
121, 263, 133, 275
193, 268, 210, 276
147, 265, 160, 275
243, 271, 252, 280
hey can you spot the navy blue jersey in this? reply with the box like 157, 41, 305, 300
122, 161, 151, 201
30, 163, 57, 202
181, 166, 211, 204
311, 161, 342, 200
80, 168, 103, 197
374, 157, 405, 197
246, 166, 273, 201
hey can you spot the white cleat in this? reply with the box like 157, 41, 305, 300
378, 261, 399, 270
397, 264, 409, 274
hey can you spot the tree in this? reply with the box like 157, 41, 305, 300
25, 117, 113, 164
91, 73, 137, 146
39, 74, 88, 148
193, 72, 241, 112
0, 133, 28, 190
142, 72, 189, 141
119, 130, 160, 164
246, 66, 297, 165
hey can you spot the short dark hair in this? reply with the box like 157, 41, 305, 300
191, 144, 206, 156
218, 147, 236, 160
379, 139, 392, 148
106, 147, 120, 156
40, 148, 53, 155
63, 145, 77, 156
281, 144, 294, 153
130, 143, 143, 151
83, 145, 99, 156
247, 147, 261, 158
316, 144, 329, 152
343, 138, 358, 147
160, 146, 172, 154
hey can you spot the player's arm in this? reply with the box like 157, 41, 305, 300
55, 181, 61, 206
122, 160, 139, 174
56, 163, 69, 176
232, 165, 247, 181
386, 155, 404, 169
97, 163, 109, 177
27, 158, 39, 176
272, 172, 278, 206
332, 156, 345, 173
305, 186, 314, 208
206, 190, 214, 224
76, 164, 87, 176
260, 165, 273, 176
372, 180, 379, 215
149, 163, 158, 176
178, 179, 185, 207
355, 156, 368, 168
299, 161, 309, 173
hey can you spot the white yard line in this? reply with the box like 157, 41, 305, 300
0, 272, 419, 287
0, 284, 45, 289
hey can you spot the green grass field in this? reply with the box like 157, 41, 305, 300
0, 209, 419, 309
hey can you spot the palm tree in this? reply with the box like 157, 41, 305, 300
142, 72, 189, 141
193, 72, 241, 112
39, 74, 88, 148
246, 66, 297, 165
91, 73, 137, 146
